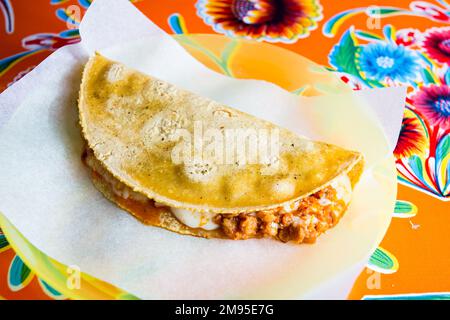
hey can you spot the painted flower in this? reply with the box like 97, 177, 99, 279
422, 27, 450, 64
22, 32, 80, 51
196, 0, 323, 43
395, 28, 423, 47
357, 42, 420, 82
394, 111, 427, 159
412, 84, 450, 128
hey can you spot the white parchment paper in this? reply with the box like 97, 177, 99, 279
0, 0, 406, 299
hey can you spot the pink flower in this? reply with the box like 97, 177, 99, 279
412, 84, 450, 128
422, 27, 450, 64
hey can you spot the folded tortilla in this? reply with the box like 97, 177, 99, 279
78, 53, 364, 243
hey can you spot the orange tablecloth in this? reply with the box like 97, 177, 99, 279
0, 0, 448, 300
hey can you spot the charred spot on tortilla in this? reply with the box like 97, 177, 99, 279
78, 53, 364, 243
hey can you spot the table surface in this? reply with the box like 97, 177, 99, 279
0, 0, 449, 300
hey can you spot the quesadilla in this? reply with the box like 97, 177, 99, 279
78, 53, 364, 244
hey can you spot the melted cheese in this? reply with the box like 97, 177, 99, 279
171, 208, 219, 230
330, 174, 352, 204
170, 174, 352, 230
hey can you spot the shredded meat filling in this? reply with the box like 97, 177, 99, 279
216, 187, 347, 243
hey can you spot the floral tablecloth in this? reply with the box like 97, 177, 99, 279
0, 0, 449, 300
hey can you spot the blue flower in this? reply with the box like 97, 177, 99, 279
357, 42, 420, 82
